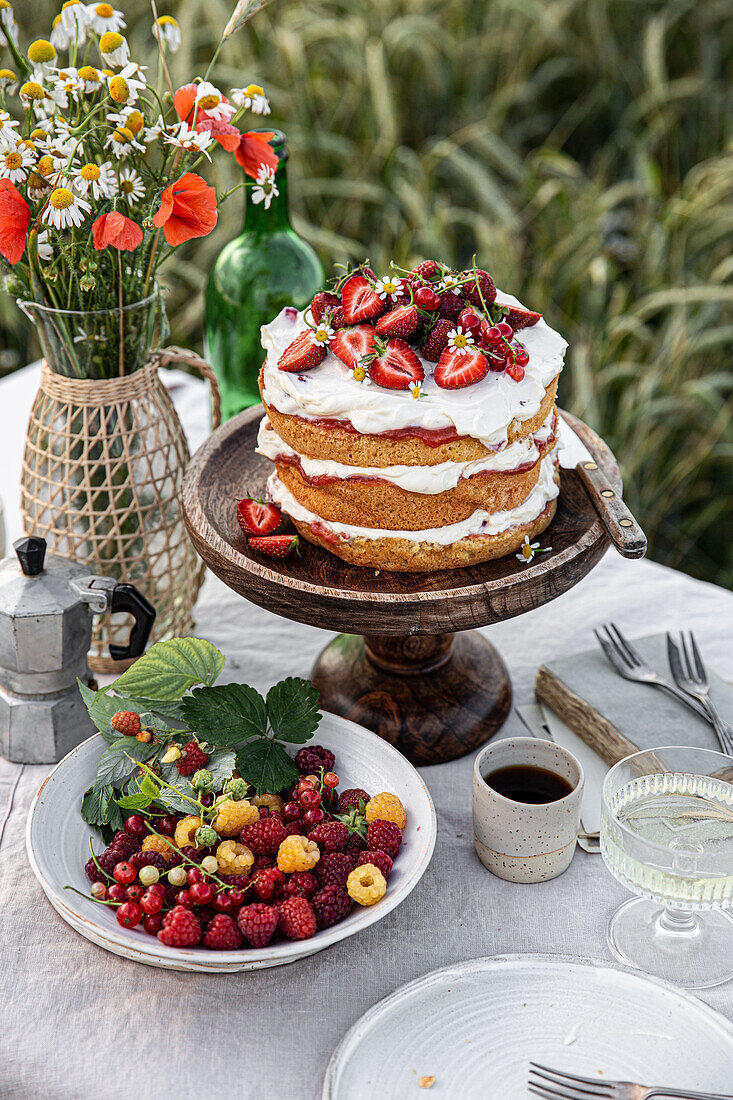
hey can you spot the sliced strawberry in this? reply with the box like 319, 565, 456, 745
419, 317, 454, 362
329, 325, 376, 369
375, 304, 419, 339
237, 497, 282, 537
505, 305, 542, 330
249, 534, 299, 558
341, 275, 385, 324
310, 291, 341, 323
434, 347, 489, 389
367, 338, 424, 390
278, 330, 326, 373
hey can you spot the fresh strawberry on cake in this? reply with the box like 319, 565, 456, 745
255, 260, 565, 572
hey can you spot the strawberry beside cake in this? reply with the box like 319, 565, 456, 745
256, 260, 566, 572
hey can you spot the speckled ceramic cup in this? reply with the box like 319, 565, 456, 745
473, 737, 584, 883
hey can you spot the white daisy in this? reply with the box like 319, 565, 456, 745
117, 165, 144, 205
42, 186, 91, 230
36, 230, 53, 262
0, 110, 21, 152
76, 64, 103, 92
142, 114, 165, 143
27, 40, 57, 81
152, 15, 180, 53
0, 69, 17, 94
0, 2, 18, 46
194, 81, 232, 122
59, 1, 90, 45
312, 322, 334, 346
162, 121, 214, 160
105, 124, 145, 157
351, 366, 371, 386
0, 142, 34, 182
97, 159, 117, 196
411, 381, 424, 400
515, 536, 551, 564
374, 275, 405, 302
229, 83, 270, 115
439, 273, 463, 296
73, 161, 106, 199
107, 62, 146, 106
53, 65, 86, 102
98, 30, 129, 67
446, 326, 475, 355
50, 15, 72, 50
86, 3, 125, 35
251, 164, 278, 209
19, 81, 48, 110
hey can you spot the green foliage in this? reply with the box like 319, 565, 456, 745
266, 678, 321, 743
112, 638, 225, 701
235, 738, 298, 796
181, 683, 269, 745
94, 738, 158, 789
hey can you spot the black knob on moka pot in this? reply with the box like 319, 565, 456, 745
14, 536, 47, 576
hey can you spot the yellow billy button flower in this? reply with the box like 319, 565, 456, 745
27, 40, 56, 65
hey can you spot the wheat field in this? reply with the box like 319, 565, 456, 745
8, 0, 733, 586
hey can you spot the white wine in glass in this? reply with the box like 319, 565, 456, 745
601, 745, 733, 988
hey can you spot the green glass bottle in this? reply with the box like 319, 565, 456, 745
204, 130, 325, 418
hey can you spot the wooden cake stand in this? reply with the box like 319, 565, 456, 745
182, 407, 645, 766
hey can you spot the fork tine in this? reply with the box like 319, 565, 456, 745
689, 630, 708, 683
594, 629, 629, 674
597, 625, 634, 670
530, 1063, 614, 1095
681, 631, 696, 682
528, 1085, 577, 1100
608, 622, 644, 668
666, 633, 685, 684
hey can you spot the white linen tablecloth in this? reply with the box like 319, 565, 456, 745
0, 364, 731, 1100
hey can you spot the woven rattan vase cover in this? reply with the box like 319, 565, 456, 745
21, 359, 206, 672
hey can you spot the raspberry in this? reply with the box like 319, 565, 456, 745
252, 866, 285, 902
203, 913, 242, 950
238, 903, 279, 947
193, 906, 217, 933
308, 821, 348, 853
176, 740, 209, 777
344, 833, 368, 858
252, 855, 274, 872
110, 711, 140, 737
223, 873, 251, 890
129, 850, 168, 874
316, 852, 355, 889
157, 905, 202, 947
313, 885, 351, 929
365, 793, 406, 830
356, 850, 393, 878
277, 834, 320, 874
108, 832, 139, 859
216, 840, 254, 875
174, 815, 203, 850
241, 815, 287, 855
141, 833, 177, 860
347, 863, 387, 906
85, 851, 116, 883
338, 788, 370, 813
252, 792, 284, 815
285, 821, 303, 837
213, 797, 259, 837
278, 896, 317, 940
282, 871, 318, 899
294, 745, 335, 775
366, 819, 402, 859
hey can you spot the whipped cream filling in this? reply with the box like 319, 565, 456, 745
267, 448, 560, 545
257, 412, 556, 495
260, 291, 566, 451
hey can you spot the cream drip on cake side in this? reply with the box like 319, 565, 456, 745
260, 292, 566, 451
267, 448, 560, 546
256, 413, 556, 495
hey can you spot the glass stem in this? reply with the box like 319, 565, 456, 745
658, 906, 699, 934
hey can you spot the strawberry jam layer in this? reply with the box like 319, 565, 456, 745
294, 414, 466, 447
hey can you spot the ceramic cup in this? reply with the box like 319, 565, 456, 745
472, 737, 584, 883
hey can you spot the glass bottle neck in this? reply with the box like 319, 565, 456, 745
244, 159, 291, 236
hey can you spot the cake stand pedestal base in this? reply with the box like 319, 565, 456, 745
310, 631, 512, 766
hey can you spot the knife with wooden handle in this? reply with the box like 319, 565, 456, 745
575, 458, 647, 559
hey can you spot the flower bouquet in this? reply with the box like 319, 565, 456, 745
0, 0, 279, 668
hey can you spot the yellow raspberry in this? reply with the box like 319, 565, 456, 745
277, 834, 320, 874
161, 744, 181, 764
252, 792, 283, 815
347, 863, 387, 906
142, 833, 177, 861
365, 792, 406, 830
174, 815, 203, 849
212, 798, 259, 837
216, 840, 254, 875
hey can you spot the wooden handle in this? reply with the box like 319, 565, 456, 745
575, 458, 647, 558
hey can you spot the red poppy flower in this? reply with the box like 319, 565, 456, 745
92, 211, 143, 252
173, 83, 240, 151
0, 179, 31, 265
234, 131, 278, 179
152, 172, 217, 246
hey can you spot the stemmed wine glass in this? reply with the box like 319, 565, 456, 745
601, 745, 733, 988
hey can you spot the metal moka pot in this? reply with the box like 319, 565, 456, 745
0, 536, 156, 764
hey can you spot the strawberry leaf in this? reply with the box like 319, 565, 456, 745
181, 683, 268, 745
235, 739, 298, 796
266, 677, 321, 743
81, 783, 124, 836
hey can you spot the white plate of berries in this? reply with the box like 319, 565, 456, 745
25, 638, 436, 972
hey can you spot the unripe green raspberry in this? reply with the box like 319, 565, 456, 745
191, 768, 214, 791
223, 777, 249, 801
195, 825, 218, 847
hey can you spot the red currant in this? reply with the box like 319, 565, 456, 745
322, 772, 340, 789
505, 358, 525, 381
486, 350, 507, 371
297, 777, 315, 793
414, 286, 441, 310
156, 815, 178, 836
459, 307, 482, 332
146, 882, 167, 897
113, 861, 136, 884
213, 891, 236, 913
187, 867, 204, 885
176, 889, 194, 908
228, 888, 246, 906
189, 881, 215, 906
141, 890, 163, 916
514, 345, 529, 366
496, 321, 513, 340
484, 325, 504, 346
124, 814, 148, 838
125, 885, 143, 903
282, 800, 302, 821
116, 901, 142, 928
300, 788, 321, 810
143, 913, 164, 935
107, 883, 126, 903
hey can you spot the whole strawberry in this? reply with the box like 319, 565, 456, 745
176, 740, 209, 777
310, 290, 340, 323
157, 905, 202, 948
419, 317, 454, 362
241, 815, 287, 856
312, 885, 352, 929
238, 903, 279, 948
203, 913, 243, 950
110, 711, 140, 737
366, 819, 402, 859
460, 268, 496, 308
411, 259, 445, 282
279, 896, 317, 941
308, 821, 349, 853
438, 292, 464, 321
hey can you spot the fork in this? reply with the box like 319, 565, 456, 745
666, 631, 733, 756
528, 1061, 733, 1099
595, 623, 711, 723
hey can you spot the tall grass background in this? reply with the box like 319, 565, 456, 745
8, 0, 733, 587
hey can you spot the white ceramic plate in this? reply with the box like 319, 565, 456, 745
323, 954, 733, 1098
26, 712, 436, 972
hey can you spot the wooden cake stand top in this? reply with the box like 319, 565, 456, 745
182, 406, 625, 637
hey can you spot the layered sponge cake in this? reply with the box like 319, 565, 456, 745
257, 261, 566, 572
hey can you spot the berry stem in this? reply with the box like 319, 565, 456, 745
145, 823, 231, 892
88, 836, 116, 883
65, 885, 121, 908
